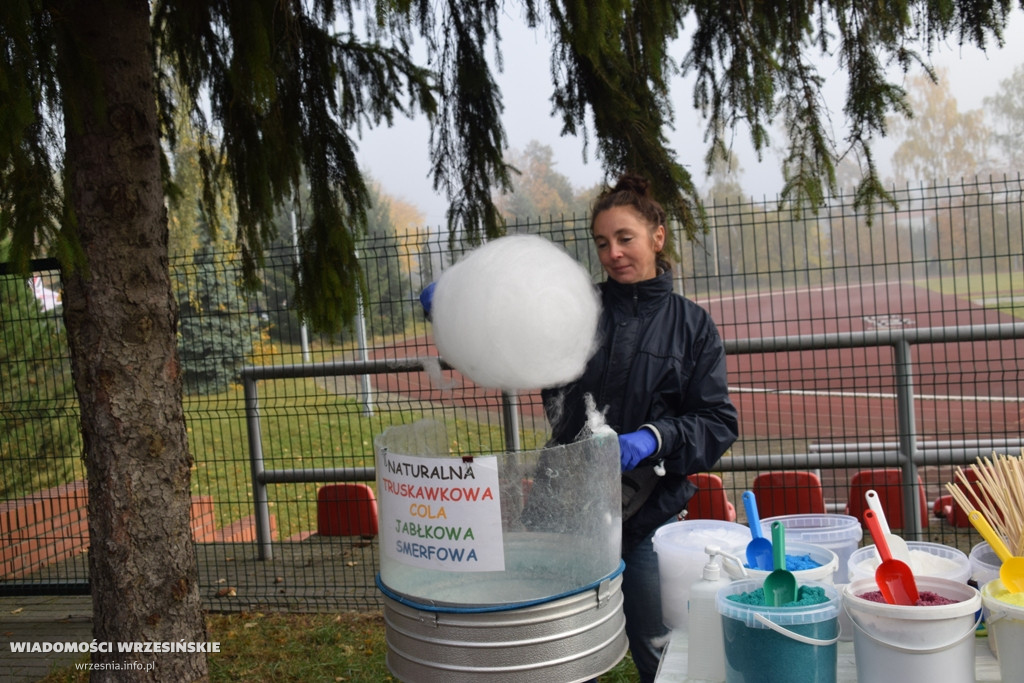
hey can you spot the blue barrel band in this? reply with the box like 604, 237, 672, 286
376, 559, 626, 614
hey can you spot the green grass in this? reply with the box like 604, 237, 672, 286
183, 341, 550, 539
919, 271, 1024, 319
38, 610, 641, 682
3, 337, 551, 540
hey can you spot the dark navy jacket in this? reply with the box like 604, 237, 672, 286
541, 269, 739, 553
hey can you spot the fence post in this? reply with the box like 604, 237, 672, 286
893, 340, 923, 539
291, 209, 310, 363
501, 390, 521, 453
355, 296, 374, 416
243, 376, 274, 560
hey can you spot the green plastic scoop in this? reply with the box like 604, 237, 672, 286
969, 510, 1024, 593
764, 521, 798, 606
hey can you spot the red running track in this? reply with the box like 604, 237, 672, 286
359, 280, 1022, 443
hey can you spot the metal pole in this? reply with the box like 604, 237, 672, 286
243, 377, 274, 560
893, 340, 923, 540
354, 249, 374, 416
291, 209, 310, 363
355, 295, 374, 415
501, 391, 521, 453
712, 223, 720, 277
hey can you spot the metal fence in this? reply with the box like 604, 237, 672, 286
2, 175, 1022, 611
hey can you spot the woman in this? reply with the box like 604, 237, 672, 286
541, 174, 738, 682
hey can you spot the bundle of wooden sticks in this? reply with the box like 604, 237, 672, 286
945, 451, 1024, 556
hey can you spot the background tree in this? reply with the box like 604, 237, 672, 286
385, 194, 427, 278
704, 143, 745, 205
688, 143, 744, 281
497, 141, 580, 221
262, 202, 312, 347
984, 63, 1024, 171
262, 181, 415, 347
2, 2, 1020, 679
167, 111, 260, 395
496, 141, 598, 270
888, 67, 1001, 276
888, 68, 992, 185
983, 66, 1024, 271
359, 184, 415, 339
175, 218, 260, 395
165, 97, 205, 261
0, 248, 79, 496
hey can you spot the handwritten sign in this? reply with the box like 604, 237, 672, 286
378, 450, 505, 572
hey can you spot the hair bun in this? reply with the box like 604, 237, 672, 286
612, 173, 651, 197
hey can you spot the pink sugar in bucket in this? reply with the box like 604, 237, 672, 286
842, 576, 981, 683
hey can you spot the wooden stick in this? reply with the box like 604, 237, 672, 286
970, 458, 1013, 537
946, 477, 1003, 538
949, 453, 1024, 556
957, 466, 1004, 533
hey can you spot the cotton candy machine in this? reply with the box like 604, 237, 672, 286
374, 419, 626, 681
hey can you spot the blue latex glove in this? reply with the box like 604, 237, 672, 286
419, 282, 437, 319
618, 428, 658, 472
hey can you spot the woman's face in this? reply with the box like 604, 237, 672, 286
592, 206, 666, 284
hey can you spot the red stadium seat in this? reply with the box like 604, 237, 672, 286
844, 468, 928, 529
942, 468, 986, 528
317, 483, 379, 537
685, 472, 737, 521
752, 471, 827, 517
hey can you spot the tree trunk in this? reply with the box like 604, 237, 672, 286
54, 1, 209, 680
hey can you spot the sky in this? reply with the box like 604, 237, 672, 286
355, 10, 1024, 228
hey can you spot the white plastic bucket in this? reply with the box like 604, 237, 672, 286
969, 541, 1001, 588
842, 576, 982, 683
762, 514, 862, 582
716, 578, 840, 683
981, 578, 1024, 679
653, 519, 751, 630
971, 541, 1003, 655
847, 541, 970, 585
725, 540, 839, 586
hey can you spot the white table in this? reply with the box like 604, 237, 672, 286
654, 630, 1002, 682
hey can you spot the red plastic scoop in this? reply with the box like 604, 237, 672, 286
864, 509, 919, 605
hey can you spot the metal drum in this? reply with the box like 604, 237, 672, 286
374, 420, 626, 680
379, 564, 627, 682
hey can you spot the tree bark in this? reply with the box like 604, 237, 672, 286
54, 1, 209, 680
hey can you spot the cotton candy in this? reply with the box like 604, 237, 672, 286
430, 234, 601, 390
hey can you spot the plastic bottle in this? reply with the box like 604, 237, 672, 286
686, 545, 730, 682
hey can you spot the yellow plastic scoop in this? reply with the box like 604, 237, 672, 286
968, 510, 1024, 593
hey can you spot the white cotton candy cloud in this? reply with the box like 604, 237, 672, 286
431, 234, 601, 391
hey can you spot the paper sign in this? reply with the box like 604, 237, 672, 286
378, 450, 505, 572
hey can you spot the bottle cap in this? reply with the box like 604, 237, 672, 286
702, 549, 722, 580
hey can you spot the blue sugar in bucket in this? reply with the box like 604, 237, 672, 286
716, 579, 840, 683
762, 514, 862, 583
